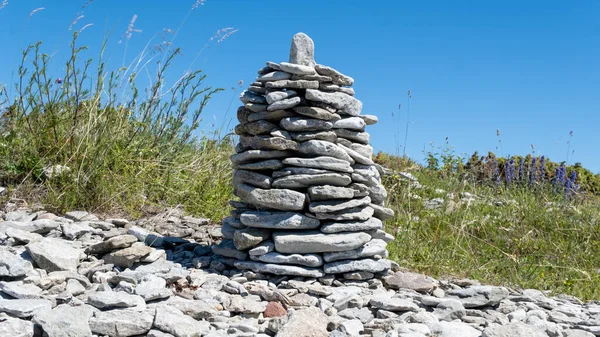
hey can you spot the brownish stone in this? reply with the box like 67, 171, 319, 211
264, 301, 287, 318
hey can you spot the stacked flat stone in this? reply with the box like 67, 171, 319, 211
215, 32, 396, 280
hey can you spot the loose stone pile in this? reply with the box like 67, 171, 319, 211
0, 204, 598, 337
218, 32, 396, 280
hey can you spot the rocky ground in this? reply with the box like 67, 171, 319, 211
0, 199, 599, 337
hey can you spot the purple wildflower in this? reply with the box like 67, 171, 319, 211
493, 158, 501, 184
518, 157, 524, 182
565, 170, 577, 199
529, 157, 537, 185
539, 156, 545, 181
505, 157, 515, 184
55, 78, 63, 84
552, 166, 562, 188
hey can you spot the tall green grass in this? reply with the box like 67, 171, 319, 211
0, 32, 233, 219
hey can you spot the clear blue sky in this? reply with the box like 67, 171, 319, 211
1, 0, 599, 171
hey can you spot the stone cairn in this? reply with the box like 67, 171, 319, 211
213, 32, 396, 281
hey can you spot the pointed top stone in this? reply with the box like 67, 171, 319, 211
289, 32, 316, 67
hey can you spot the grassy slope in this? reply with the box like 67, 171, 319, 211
381, 157, 600, 300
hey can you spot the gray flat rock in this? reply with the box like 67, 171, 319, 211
383, 271, 436, 293
239, 90, 267, 104
319, 83, 355, 96
230, 149, 291, 164
298, 140, 354, 163
305, 89, 362, 116
87, 291, 145, 310
369, 297, 419, 312
279, 62, 315, 75
241, 211, 320, 229
309, 185, 356, 200
361, 114, 378, 125
273, 166, 332, 178
315, 64, 354, 86
234, 159, 284, 171
321, 217, 383, 234
349, 182, 370, 197
85, 234, 137, 254
26, 238, 81, 272
233, 227, 270, 250
482, 322, 550, 337
220, 221, 236, 239
102, 244, 153, 268
292, 73, 333, 82
334, 129, 370, 144
338, 143, 374, 165
154, 306, 211, 337
61, 222, 97, 240
0, 219, 60, 234
147, 329, 176, 337
0, 281, 43, 299
277, 307, 328, 337
32, 304, 94, 337
249, 240, 275, 256
290, 130, 338, 142
248, 85, 267, 94
0, 299, 51, 318
272, 173, 352, 188
280, 117, 333, 132
266, 61, 282, 70
227, 295, 267, 314
89, 309, 155, 337
247, 109, 296, 122
371, 203, 395, 220
234, 184, 306, 211
324, 258, 391, 274
233, 170, 272, 189
348, 143, 374, 158
235, 120, 278, 135
256, 71, 291, 82
309, 196, 371, 213
237, 106, 252, 123
167, 297, 217, 320
265, 80, 319, 89
289, 32, 316, 67
323, 239, 387, 262
250, 252, 323, 267
245, 102, 268, 112
234, 260, 325, 278
5, 227, 43, 243
239, 135, 298, 151
212, 240, 248, 260
267, 96, 301, 111
270, 129, 292, 139
367, 186, 385, 204
446, 286, 509, 308
265, 90, 297, 104
135, 274, 172, 301
273, 231, 371, 253
314, 205, 374, 221
293, 106, 341, 121
333, 117, 366, 130
369, 229, 395, 243
0, 316, 35, 337
427, 321, 482, 337
0, 248, 33, 277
